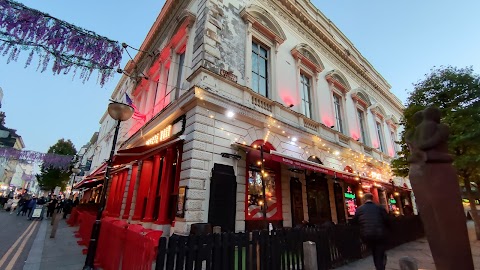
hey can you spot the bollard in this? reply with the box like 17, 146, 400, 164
303, 241, 318, 270
50, 213, 61, 238
399, 257, 418, 270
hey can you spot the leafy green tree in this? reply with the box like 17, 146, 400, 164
391, 66, 480, 238
36, 139, 77, 192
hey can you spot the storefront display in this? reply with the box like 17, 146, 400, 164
247, 169, 281, 220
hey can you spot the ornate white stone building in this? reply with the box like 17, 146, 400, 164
80, 0, 413, 235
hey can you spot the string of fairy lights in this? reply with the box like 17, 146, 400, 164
201, 104, 394, 182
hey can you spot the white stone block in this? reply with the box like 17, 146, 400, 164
185, 210, 204, 222
180, 168, 209, 180
235, 211, 244, 221
235, 221, 245, 232
187, 189, 207, 200
185, 200, 203, 211
236, 202, 245, 212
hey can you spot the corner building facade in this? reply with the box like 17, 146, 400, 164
91, 0, 415, 235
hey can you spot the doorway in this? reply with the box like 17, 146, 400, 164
306, 173, 331, 224
290, 177, 304, 227
208, 164, 237, 232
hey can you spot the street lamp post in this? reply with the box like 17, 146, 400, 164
70, 167, 81, 198
83, 102, 134, 270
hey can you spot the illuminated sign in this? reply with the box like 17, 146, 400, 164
145, 115, 186, 146
345, 193, 356, 199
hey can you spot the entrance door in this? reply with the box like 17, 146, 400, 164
334, 182, 346, 224
208, 164, 237, 232
290, 178, 304, 227
306, 173, 331, 225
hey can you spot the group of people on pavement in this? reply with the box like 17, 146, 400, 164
3, 192, 79, 220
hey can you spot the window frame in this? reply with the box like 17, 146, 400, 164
333, 93, 345, 134
376, 120, 386, 153
300, 71, 313, 119
251, 39, 270, 98
357, 108, 369, 146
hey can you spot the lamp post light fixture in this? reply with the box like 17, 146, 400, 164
83, 101, 134, 270
70, 167, 81, 198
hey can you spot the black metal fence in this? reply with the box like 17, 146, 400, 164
155, 216, 424, 270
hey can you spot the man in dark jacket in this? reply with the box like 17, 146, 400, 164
352, 193, 389, 270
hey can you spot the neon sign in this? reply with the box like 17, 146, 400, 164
145, 115, 186, 146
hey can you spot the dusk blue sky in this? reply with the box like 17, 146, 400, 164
1, 0, 479, 153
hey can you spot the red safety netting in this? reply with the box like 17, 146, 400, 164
95, 218, 128, 270
66, 207, 80, 226
75, 211, 96, 254
72, 217, 163, 270
121, 225, 163, 270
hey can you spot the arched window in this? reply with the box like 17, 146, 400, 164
291, 44, 324, 120
351, 89, 372, 146
326, 71, 351, 134
241, 5, 286, 100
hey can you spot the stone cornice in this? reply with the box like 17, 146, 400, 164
267, 0, 404, 112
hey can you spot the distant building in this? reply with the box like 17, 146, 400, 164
82, 0, 414, 234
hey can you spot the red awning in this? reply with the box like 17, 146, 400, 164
74, 162, 107, 189
112, 136, 184, 166
270, 151, 383, 185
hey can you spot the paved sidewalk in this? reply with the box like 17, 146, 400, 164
336, 221, 480, 270
23, 217, 85, 270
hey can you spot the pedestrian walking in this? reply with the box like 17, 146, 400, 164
19, 195, 31, 216
352, 193, 390, 270
9, 196, 20, 213
63, 198, 74, 219
27, 196, 37, 220
36, 196, 46, 220
56, 197, 64, 213
47, 195, 57, 219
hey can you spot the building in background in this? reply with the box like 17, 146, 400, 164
80, 0, 414, 235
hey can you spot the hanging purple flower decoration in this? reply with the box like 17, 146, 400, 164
0, 0, 123, 87
0, 147, 73, 170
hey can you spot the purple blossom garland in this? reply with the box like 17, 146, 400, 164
0, 147, 73, 170
0, 0, 123, 86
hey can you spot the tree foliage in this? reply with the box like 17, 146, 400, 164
391, 66, 480, 178
36, 138, 77, 191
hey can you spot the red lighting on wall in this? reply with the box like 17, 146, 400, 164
279, 91, 297, 107
351, 132, 359, 141
322, 117, 333, 128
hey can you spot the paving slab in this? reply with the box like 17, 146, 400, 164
23, 218, 85, 270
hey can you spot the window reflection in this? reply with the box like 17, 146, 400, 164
247, 170, 278, 219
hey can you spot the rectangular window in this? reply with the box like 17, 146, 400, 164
175, 52, 185, 99
333, 94, 344, 133
391, 130, 398, 156
252, 41, 269, 97
357, 109, 368, 145
376, 122, 385, 153
300, 73, 312, 118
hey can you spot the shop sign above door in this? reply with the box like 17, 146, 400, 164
145, 115, 186, 146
